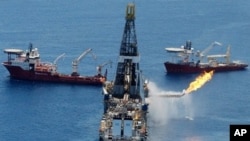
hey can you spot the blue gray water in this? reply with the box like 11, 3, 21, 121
0, 0, 250, 141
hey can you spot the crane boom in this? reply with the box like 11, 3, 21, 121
199, 41, 222, 62
206, 45, 231, 64
75, 48, 95, 62
201, 41, 222, 56
96, 60, 112, 75
53, 53, 65, 65
100, 60, 112, 68
71, 48, 96, 76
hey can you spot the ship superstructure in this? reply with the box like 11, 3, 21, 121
99, 3, 149, 141
2, 43, 107, 85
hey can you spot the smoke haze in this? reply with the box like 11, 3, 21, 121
148, 82, 194, 125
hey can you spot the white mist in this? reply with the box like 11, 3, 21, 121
148, 82, 194, 125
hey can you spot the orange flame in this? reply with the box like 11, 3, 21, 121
186, 70, 214, 94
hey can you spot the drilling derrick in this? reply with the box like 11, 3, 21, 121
100, 4, 149, 140
113, 3, 140, 99
120, 4, 137, 56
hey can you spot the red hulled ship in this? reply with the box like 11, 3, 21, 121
2, 43, 109, 85
164, 41, 248, 73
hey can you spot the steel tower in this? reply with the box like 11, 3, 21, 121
100, 4, 149, 140
112, 3, 141, 99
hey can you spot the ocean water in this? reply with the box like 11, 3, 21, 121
0, 0, 250, 141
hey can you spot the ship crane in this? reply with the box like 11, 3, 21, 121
197, 41, 222, 62
207, 45, 231, 64
51, 53, 65, 73
71, 48, 96, 76
96, 60, 112, 76
53, 53, 65, 65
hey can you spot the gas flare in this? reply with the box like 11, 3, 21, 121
185, 70, 214, 94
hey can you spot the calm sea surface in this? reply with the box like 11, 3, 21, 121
0, 0, 250, 141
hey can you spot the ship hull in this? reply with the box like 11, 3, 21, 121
164, 61, 248, 73
3, 62, 104, 85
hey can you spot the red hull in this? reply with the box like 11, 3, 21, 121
3, 63, 105, 85
164, 61, 248, 73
